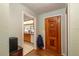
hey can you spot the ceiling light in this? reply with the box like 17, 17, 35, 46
24, 20, 33, 24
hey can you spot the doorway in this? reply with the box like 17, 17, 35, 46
45, 16, 61, 54
23, 14, 35, 55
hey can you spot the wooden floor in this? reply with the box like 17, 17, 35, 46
25, 49, 62, 56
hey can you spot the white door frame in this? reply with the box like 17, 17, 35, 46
22, 11, 37, 50
44, 13, 67, 56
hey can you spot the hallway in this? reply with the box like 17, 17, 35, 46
25, 49, 62, 56
23, 42, 34, 55
0, 3, 68, 56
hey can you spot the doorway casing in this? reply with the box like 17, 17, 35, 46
22, 11, 37, 50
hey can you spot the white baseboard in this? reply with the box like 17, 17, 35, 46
62, 53, 67, 56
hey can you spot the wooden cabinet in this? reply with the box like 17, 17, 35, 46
24, 33, 31, 42
10, 46, 23, 56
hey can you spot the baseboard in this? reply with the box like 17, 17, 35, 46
61, 53, 67, 56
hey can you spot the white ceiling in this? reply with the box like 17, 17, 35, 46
23, 3, 66, 15
24, 14, 33, 21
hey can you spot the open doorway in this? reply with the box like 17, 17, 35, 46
23, 14, 35, 55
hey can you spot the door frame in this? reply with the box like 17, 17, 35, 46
22, 11, 37, 55
45, 16, 61, 53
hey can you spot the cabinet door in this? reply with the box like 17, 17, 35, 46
24, 34, 31, 42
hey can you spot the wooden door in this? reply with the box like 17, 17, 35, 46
45, 16, 61, 53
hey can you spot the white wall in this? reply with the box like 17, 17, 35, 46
9, 3, 36, 48
0, 3, 36, 56
0, 4, 9, 56
38, 8, 67, 56
9, 4, 23, 47
9, 3, 37, 50
68, 3, 79, 56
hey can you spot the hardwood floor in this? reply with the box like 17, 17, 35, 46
25, 49, 62, 56
23, 42, 34, 55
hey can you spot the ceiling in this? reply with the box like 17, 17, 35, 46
24, 14, 33, 21
22, 3, 66, 15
